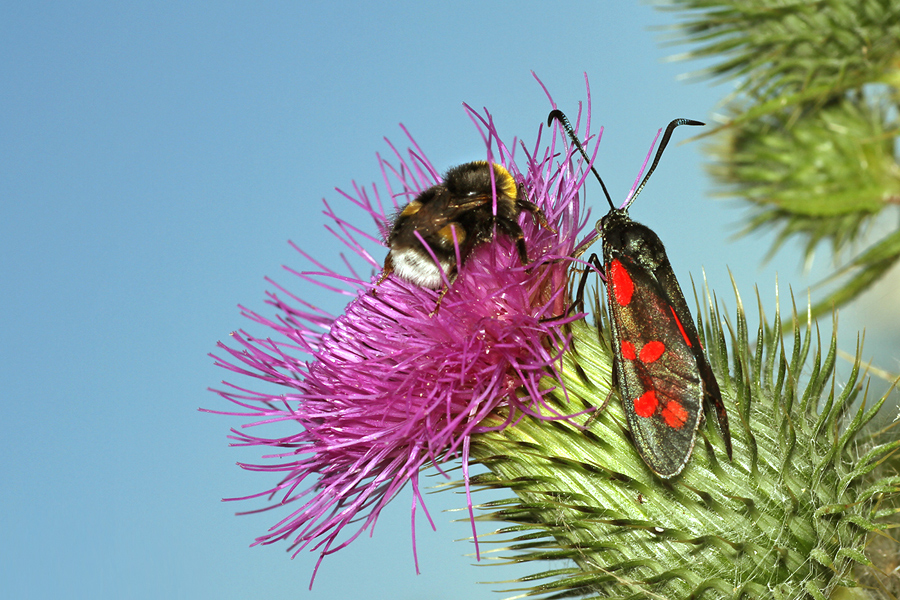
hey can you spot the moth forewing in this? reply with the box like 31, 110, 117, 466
604, 242, 705, 477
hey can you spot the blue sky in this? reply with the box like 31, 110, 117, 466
2, 3, 897, 599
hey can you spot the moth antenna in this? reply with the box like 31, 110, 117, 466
548, 109, 615, 211
625, 118, 704, 209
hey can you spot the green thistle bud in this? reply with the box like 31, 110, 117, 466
468, 283, 900, 599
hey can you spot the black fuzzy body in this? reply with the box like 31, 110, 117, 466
381, 161, 548, 289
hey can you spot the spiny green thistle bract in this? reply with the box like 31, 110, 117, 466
468, 279, 900, 599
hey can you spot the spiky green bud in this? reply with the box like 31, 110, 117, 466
654, 0, 900, 319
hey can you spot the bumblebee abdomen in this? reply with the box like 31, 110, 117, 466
389, 247, 451, 289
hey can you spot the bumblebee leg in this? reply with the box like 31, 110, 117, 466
515, 198, 555, 233
428, 285, 449, 317
515, 237, 529, 265
427, 266, 458, 317
373, 254, 394, 294
494, 216, 530, 265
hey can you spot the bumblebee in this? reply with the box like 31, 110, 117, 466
378, 161, 551, 299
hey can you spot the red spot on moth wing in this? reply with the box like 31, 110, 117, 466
621, 341, 636, 360
670, 306, 692, 347
639, 340, 665, 363
609, 259, 634, 306
634, 390, 658, 417
661, 400, 689, 428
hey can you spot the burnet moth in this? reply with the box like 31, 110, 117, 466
549, 109, 732, 478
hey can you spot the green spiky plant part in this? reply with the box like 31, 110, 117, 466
465, 282, 900, 599
654, 0, 900, 320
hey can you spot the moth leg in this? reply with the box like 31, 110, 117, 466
584, 387, 616, 428
705, 391, 733, 460
569, 253, 603, 316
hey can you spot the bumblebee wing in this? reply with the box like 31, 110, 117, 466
444, 193, 492, 212
392, 188, 460, 238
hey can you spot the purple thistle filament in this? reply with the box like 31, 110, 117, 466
208, 91, 601, 584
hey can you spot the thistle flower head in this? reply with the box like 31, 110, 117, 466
208, 100, 598, 582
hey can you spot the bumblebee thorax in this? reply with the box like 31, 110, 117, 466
443, 161, 517, 202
